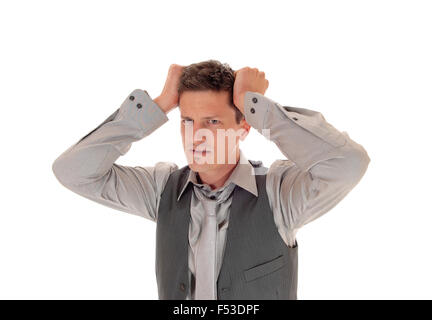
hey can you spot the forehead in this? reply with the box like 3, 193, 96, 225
179, 90, 232, 117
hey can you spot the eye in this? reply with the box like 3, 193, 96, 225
207, 119, 220, 125
181, 119, 193, 125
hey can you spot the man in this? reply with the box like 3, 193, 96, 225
52, 59, 370, 300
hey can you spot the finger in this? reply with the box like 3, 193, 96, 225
235, 67, 249, 76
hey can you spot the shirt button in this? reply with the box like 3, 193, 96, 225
293, 117, 298, 121
250, 107, 255, 114
252, 97, 258, 103
179, 282, 186, 291
136, 103, 142, 109
210, 195, 216, 200
129, 95, 135, 101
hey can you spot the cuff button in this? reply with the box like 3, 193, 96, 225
129, 95, 135, 101
252, 97, 258, 103
250, 107, 255, 114
136, 103, 142, 109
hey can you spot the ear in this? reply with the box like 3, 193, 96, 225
239, 118, 251, 141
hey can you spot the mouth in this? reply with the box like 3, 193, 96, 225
188, 148, 212, 157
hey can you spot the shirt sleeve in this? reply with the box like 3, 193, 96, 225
243, 91, 371, 247
52, 89, 178, 222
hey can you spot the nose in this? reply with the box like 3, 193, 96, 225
190, 122, 209, 142
192, 121, 206, 132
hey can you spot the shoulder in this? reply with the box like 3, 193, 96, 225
154, 161, 179, 173
266, 159, 298, 190
268, 159, 296, 173
145, 161, 179, 196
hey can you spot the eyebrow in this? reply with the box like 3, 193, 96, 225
181, 115, 221, 120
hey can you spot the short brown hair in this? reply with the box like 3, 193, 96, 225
178, 59, 244, 124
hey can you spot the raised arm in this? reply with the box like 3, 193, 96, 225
233, 67, 370, 247
244, 91, 370, 247
52, 65, 185, 221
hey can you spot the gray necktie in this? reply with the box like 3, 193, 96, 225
194, 182, 235, 300
194, 196, 218, 299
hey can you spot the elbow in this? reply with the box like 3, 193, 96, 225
52, 153, 107, 188
344, 144, 371, 186
52, 155, 79, 187
357, 144, 371, 174
52, 156, 67, 185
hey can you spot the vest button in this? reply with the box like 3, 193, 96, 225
179, 282, 186, 291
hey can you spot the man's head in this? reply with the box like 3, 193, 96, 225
178, 60, 250, 173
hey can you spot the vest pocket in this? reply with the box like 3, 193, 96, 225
243, 254, 286, 282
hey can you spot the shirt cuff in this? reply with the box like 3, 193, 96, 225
243, 91, 270, 132
115, 89, 169, 135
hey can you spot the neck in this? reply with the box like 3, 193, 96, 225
197, 150, 240, 190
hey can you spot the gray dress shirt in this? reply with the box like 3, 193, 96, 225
52, 88, 371, 300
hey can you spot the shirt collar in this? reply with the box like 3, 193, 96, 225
176, 149, 258, 201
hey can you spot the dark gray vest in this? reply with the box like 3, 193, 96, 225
155, 161, 298, 299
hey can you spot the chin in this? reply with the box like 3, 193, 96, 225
188, 162, 215, 173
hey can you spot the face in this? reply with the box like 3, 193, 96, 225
179, 90, 250, 174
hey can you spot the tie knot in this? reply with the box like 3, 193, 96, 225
194, 182, 235, 203
194, 182, 236, 217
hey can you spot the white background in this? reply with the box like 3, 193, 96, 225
1, 0, 431, 299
